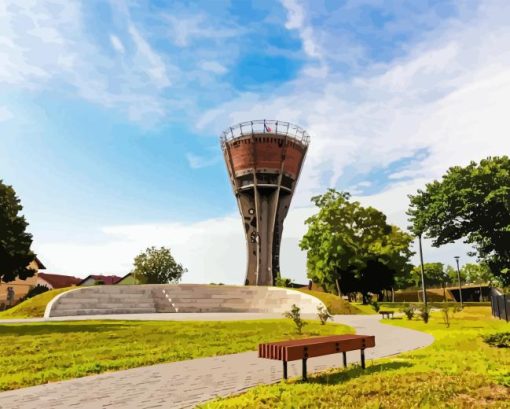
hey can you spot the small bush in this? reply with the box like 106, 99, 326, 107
401, 304, 416, 320
283, 304, 307, 334
18, 285, 49, 303
317, 305, 333, 325
371, 301, 380, 312
419, 305, 430, 324
275, 277, 293, 288
441, 306, 451, 328
483, 332, 510, 348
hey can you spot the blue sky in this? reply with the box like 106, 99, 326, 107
1, 0, 509, 282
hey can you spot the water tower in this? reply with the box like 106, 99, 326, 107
221, 120, 310, 286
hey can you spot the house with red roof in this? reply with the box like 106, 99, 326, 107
78, 275, 122, 286
37, 273, 81, 289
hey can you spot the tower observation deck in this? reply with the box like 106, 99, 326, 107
221, 120, 310, 286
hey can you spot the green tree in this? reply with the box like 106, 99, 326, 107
461, 263, 497, 285
131, 246, 187, 284
300, 189, 414, 303
411, 262, 447, 287
0, 180, 37, 282
408, 156, 510, 285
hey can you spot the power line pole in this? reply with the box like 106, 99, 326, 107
418, 234, 428, 310
454, 256, 463, 309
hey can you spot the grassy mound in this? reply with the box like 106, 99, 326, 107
0, 287, 72, 319
297, 289, 364, 314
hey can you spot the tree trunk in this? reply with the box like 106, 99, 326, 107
391, 287, 395, 302
335, 279, 342, 297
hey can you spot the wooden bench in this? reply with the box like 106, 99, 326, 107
379, 310, 394, 319
259, 334, 375, 381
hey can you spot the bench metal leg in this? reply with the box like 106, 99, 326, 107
360, 349, 366, 369
302, 358, 307, 381
342, 351, 347, 368
283, 361, 288, 380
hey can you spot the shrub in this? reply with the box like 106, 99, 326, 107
275, 276, 293, 288
401, 304, 416, 320
317, 305, 333, 325
441, 305, 451, 328
483, 332, 510, 348
419, 305, 431, 324
20, 284, 49, 302
371, 301, 380, 312
283, 304, 307, 334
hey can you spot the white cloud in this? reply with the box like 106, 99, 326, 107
110, 34, 125, 54
0, 106, 12, 122
128, 24, 171, 89
37, 192, 475, 284
165, 13, 239, 47
199, 61, 228, 75
281, 0, 322, 60
186, 152, 220, 169
199, 0, 510, 207
0, 0, 174, 123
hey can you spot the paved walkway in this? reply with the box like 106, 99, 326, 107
0, 315, 433, 409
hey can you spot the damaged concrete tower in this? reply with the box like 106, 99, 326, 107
221, 120, 310, 286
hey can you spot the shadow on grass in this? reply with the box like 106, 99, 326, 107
0, 322, 134, 336
304, 361, 414, 385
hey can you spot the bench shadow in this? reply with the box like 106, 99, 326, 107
303, 361, 414, 385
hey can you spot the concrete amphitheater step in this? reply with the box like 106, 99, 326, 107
45, 285, 326, 317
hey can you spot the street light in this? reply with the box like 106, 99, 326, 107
454, 256, 463, 309
418, 235, 428, 310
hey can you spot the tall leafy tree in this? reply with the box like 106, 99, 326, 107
300, 189, 414, 303
408, 156, 510, 285
410, 262, 447, 287
131, 246, 186, 284
461, 263, 497, 285
0, 180, 37, 282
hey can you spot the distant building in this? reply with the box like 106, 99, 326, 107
37, 273, 81, 289
115, 272, 139, 285
78, 275, 122, 286
0, 257, 46, 304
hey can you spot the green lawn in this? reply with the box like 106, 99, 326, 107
201, 307, 510, 408
0, 319, 352, 391
0, 287, 72, 319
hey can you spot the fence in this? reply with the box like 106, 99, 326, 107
491, 288, 510, 322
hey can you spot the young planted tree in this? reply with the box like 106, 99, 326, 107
408, 156, 510, 285
131, 246, 187, 284
0, 180, 37, 282
300, 189, 414, 303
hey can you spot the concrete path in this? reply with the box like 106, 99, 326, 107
0, 315, 433, 409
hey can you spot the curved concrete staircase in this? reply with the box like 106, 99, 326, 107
44, 285, 325, 318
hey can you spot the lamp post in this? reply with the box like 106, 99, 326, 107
454, 256, 463, 309
418, 234, 428, 310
